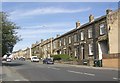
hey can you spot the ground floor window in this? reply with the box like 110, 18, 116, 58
74, 47, 80, 59
88, 43, 93, 55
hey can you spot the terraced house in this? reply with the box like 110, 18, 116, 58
12, 47, 31, 59
18, 9, 119, 67
48, 9, 119, 66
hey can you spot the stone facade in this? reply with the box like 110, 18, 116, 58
12, 9, 119, 67
12, 47, 30, 59
107, 9, 120, 54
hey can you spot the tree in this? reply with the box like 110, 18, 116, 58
0, 12, 21, 56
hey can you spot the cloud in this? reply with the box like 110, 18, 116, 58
16, 22, 74, 39
9, 7, 91, 20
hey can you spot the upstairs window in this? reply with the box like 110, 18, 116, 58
80, 31, 84, 40
53, 42, 56, 49
59, 39, 62, 46
48, 44, 50, 47
68, 36, 71, 44
100, 24, 106, 35
63, 38, 66, 45
74, 34, 77, 42
88, 28, 92, 38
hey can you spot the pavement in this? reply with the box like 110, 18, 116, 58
0, 60, 2, 82
2, 61, 28, 81
0, 66, 2, 82
67, 64, 119, 71
35, 60, 119, 71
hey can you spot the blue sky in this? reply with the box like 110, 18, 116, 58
2, 2, 118, 51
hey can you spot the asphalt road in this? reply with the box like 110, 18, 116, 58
2, 60, 119, 81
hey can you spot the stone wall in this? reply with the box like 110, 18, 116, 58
102, 53, 120, 68
102, 58, 119, 68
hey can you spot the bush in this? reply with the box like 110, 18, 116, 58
52, 55, 61, 61
51, 54, 70, 61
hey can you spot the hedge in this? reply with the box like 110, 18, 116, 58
51, 54, 70, 61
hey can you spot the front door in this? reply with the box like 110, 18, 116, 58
81, 44, 85, 59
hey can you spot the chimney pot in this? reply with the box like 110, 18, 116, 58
56, 34, 60, 37
89, 14, 94, 22
106, 9, 112, 14
41, 39, 43, 43
76, 21, 80, 28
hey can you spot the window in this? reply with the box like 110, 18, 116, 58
68, 36, 71, 44
64, 49, 66, 54
63, 38, 66, 45
88, 28, 92, 38
89, 43, 93, 55
100, 24, 105, 35
53, 42, 56, 49
74, 48, 77, 57
80, 31, 84, 40
74, 34, 77, 42
48, 44, 50, 47
59, 39, 62, 46
60, 50, 62, 54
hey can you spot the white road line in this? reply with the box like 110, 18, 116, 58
14, 79, 28, 81
51, 68, 60, 70
67, 70, 95, 76
14, 80, 21, 81
48, 67, 50, 68
113, 77, 120, 80
48, 67, 60, 70
67, 70, 83, 74
84, 73, 95, 76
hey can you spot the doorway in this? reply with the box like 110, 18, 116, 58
98, 40, 109, 60
81, 44, 85, 59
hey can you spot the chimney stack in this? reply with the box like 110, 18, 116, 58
76, 21, 80, 28
41, 39, 43, 43
106, 9, 112, 14
56, 34, 60, 37
89, 14, 94, 22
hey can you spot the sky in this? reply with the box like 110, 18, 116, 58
2, 2, 118, 52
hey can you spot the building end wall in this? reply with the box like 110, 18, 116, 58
107, 9, 119, 54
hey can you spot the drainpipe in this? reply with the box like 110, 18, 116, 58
92, 23, 97, 59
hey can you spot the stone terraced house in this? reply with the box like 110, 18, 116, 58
13, 9, 120, 67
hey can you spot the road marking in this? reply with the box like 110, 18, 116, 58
48, 67, 60, 70
67, 70, 95, 76
48, 67, 50, 68
113, 77, 120, 80
14, 79, 28, 81
14, 80, 21, 81
67, 70, 83, 74
51, 68, 60, 70
84, 73, 95, 76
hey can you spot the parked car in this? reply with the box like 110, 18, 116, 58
31, 56, 39, 62
43, 58, 54, 64
19, 57, 25, 61
6, 58, 11, 62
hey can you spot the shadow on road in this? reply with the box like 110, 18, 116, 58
2, 62, 24, 67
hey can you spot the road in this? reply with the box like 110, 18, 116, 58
2, 60, 119, 81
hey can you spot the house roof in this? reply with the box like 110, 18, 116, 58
54, 15, 106, 40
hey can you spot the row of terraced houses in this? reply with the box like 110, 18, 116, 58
12, 9, 120, 68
